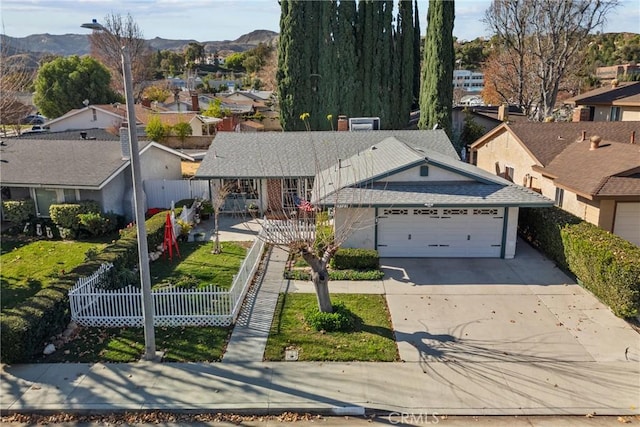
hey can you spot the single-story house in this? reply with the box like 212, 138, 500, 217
195, 130, 552, 258
1, 128, 193, 221
44, 104, 132, 132
565, 81, 640, 122
470, 121, 640, 246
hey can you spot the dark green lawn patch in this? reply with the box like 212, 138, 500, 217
264, 293, 398, 362
37, 326, 231, 363
150, 241, 249, 289
1, 238, 108, 310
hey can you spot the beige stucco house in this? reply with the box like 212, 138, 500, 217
470, 121, 640, 246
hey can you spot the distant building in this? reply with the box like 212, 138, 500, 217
595, 63, 640, 84
453, 70, 485, 93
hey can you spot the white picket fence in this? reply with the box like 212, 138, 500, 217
144, 179, 210, 209
262, 219, 316, 245
69, 236, 266, 327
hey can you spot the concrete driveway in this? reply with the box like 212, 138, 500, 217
381, 240, 640, 366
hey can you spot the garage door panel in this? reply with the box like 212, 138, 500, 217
377, 207, 504, 258
614, 203, 640, 246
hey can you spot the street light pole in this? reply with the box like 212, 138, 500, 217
82, 20, 157, 361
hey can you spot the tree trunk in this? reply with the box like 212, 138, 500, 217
301, 250, 333, 313
311, 266, 333, 313
212, 211, 221, 254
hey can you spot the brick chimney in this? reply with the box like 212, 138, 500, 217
589, 135, 602, 151
141, 98, 151, 108
631, 131, 636, 144
191, 93, 200, 112
579, 130, 586, 142
498, 103, 509, 122
573, 106, 590, 122
337, 115, 348, 131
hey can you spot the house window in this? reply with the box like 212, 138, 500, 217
281, 178, 313, 208
35, 188, 58, 217
505, 165, 515, 182
610, 106, 621, 121
555, 188, 564, 207
63, 189, 78, 203
420, 166, 429, 177
282, 178, 299, 208
223, 178, 257, 197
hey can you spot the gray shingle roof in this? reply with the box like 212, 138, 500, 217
0, 138, 133, 188
317, 183, 552, 207
194, 130, 457, 179
14, 128, 119, 141
313, 136, 515, 202
311, 137, 552, 207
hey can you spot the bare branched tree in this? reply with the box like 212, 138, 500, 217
253, 120, 378, 313
0, 36, 36, 135
484, 0, 618, 119
88, 13, 153, 99
211, 181, 235, 254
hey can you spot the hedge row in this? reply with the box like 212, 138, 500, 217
561, 221, 640, 318
329, 248, 379, 270
0, 209, 174, 364
519, 207, 640, 318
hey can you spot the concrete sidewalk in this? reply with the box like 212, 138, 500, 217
2, 359, 638, 415
1, 227, 639, 416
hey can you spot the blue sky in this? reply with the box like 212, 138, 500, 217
1, 0, 638, 42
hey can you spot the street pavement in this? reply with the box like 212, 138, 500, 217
1, 217, 639, 417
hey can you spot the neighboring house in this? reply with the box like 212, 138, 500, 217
1, 129, 193, 221
566, 81, 640, 122
195, 129, 551, 258
452, 104, 525, 143
470, 121, 640, 246
596, 64, 640, 85
45, 104, 132, 132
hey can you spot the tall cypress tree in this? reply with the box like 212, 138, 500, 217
418, 0, 455, 137
334, 0, 359, 121
277, 0, 311, 131
394, 0, 414, 128
412, 0, 421, 110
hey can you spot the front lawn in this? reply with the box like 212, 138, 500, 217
35, 240, 250, 363
264, 293, 399, 362
150, 241, 250, 289
37, 326, 231, 363
1, 238, 108, 310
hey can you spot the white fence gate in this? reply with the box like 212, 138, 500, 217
69, 236, 266, 327
144, 179, 210, 209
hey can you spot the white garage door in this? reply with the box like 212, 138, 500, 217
614, 202, 640, 246
377, 207, 504, 257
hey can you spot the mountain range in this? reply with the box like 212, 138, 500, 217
1, 29, 279, 58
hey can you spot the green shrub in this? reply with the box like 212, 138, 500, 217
78, 212, 110, 236
305, 302, 355, 332
284, 269, 384, 281
518, 207, 581, 271
561, 222, 640, 318
284, 270, 311, 280
95, 265, 139, 290
0, 208, 171, 363
49, 201, 100, 237
330, 248, 379, 270
329, 269, 385, 280
2, 199, 35, 224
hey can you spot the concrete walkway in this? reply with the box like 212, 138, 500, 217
1, 228, 639, 416
222, 246, 289, 363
